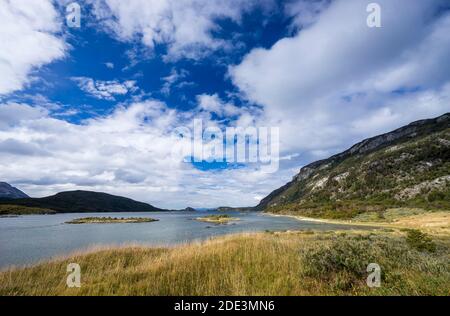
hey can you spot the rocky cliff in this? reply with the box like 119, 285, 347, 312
257, 113, 450, 219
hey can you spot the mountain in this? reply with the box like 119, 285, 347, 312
257, 113, 450, 219
0, 190, 170, 213
0, 182, 29, 199
216, 206, 254, 212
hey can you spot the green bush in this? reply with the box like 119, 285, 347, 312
298, 234, 448, 294
427, 190, 446, 203
301, 237, 375, 282
405, 229, 436, 253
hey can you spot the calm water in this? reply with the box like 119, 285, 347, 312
0, 211, 374, 268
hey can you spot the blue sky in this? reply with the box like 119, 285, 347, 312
4, 1, 290, 121
0, 0, 449, 208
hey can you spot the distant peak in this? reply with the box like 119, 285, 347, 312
0, 182, 29, 199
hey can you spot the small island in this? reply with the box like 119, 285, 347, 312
65, 217, 159, 224
196, 214, 239, 224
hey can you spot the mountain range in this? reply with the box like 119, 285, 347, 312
0, 190, 172, 213
256, 113, 450, 219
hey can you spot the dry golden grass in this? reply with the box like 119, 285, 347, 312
391, 212, 450, 235
271, 209, 450, 236
0, 230, 448, 296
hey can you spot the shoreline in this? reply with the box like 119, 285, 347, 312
263, 212, 390, 227
264, 211, 450, 236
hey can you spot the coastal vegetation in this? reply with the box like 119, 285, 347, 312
0, 190, 169, 213
65, 217, 159, 224
0, 204, 55, 216
0, 228, 448, 296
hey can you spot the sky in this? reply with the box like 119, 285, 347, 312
0, 0, 449, 209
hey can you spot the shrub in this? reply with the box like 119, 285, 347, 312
427, 190, 446, 203
298, 234, 442, 292
300, 237, 375, 282
405, 229, 436, 253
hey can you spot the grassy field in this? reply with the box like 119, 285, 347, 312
269, 209, 450, 236
1, 228, 448, 296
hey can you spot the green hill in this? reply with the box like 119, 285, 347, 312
0, 190, 169, 213
257, 113, 450, 219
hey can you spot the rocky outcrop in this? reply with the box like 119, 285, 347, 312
256, 113, 450, 211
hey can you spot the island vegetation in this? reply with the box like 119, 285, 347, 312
65, 217, 159, 224
196, 214, 239, 224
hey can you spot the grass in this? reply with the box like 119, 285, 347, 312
267, 201, 389, 220
270, 208, 450, 237
405, 229, 437, 252
353, 208, 429, 222
0, 230, 448, 296
65, 217, 159, 224
196, 214, 239, 224
0, 204, 56, 215
390, 211, 450, 236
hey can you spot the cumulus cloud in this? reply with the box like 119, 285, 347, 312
0, 0, 66, 95
285, 0, 331, 29
72, 77, 138, 100
89, 0, 275, 60
197, 93, 243, 117
0, 103, 48, 128
0, 100, 286, 208
230, 0, 450, 158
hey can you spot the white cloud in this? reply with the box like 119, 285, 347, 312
0, 0, 66, 95
197, 93, 242, 117
231, 0, 450, 158
89, 0, 275, 60
0, 103, 48, 128
285, 0, 331, 29
72, 77, 138, 100
0, 99, 286, 208
104, 62, 115, 69
160, 68, 189, 95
